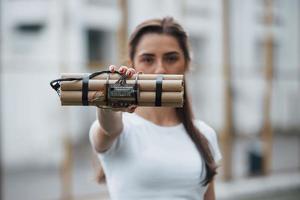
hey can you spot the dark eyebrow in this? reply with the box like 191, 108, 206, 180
164, 51, 180, 56
139, 53, 155, 57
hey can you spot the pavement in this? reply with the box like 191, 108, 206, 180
216, 171, 300, 200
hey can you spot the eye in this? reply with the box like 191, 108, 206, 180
141, 56, 154, 64
165, 54, 179, 63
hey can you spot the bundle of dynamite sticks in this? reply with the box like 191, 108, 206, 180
56, 73, 185, 107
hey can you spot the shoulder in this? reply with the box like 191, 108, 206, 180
194, 120, 222, 163
194, 120, 217, 142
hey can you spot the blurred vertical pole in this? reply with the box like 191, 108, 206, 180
221, 0, 234, 181
118, 0, 128, 65
59, 0, 73, 199
61, 137, 73, 200
261, 0, 273, 175
0, 1, 3, 199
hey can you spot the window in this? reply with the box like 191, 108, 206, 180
12, 23, 44, 54
16, 24, 43, 33
86, 29, 111, 68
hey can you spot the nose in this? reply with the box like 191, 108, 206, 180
154, 61, 167, 74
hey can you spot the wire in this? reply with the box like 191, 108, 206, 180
49, 70, 124, 96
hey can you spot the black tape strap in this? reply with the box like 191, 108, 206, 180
82, 75, 89, 106
134, 73, 141, 105
105, 73, 110, 106
155, 75, 163, 106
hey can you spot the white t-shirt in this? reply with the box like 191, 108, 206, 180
89, 112, 222, 200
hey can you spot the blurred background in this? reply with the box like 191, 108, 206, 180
1, 0, 300, 200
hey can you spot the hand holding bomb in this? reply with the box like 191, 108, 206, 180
50, 67, 184, 108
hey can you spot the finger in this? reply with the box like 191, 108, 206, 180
127, 105, 137, 113
128, 104, 137, 109
109, 65, 117, 72
119, 66, 128, 74
128, 109, 135, 113
126, 68, 136, 77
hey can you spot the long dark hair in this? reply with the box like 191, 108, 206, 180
96, 17, 217, 186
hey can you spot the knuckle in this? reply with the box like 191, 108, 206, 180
109, 65, 116, 71
119, 66, 128, 73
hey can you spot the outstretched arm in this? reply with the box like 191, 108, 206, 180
90, 66, 136, 153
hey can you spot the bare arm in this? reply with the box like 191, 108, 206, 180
91, 109, 123, 153
204, 180, 216, 200
90, 66, 136, 153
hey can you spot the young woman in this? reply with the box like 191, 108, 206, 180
89, 17, 222, 200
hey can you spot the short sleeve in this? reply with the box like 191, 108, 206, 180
194, 120, 222, 163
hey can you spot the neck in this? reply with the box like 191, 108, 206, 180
134, 107, 180, 126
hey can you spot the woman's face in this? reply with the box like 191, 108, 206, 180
132, 33, 186, 74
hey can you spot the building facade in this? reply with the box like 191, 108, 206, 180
1, 0, 300, 179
